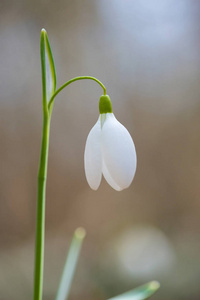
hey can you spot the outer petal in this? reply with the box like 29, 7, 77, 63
84, 116, 102, 190
102, 160, 122, 191
101, 113, 137, 190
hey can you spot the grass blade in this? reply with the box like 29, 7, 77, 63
108, 281, 160, 300
55, 228, 86, 300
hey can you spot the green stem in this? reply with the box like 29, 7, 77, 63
48, 76, 106, 112
34, 115, 50, 300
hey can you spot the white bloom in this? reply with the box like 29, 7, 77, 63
84, 113, 137, 191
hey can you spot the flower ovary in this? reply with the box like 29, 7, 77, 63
99, 95, 113, 114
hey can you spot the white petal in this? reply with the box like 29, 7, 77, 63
84, 117, 102, 190
101, 113, 137, 190
102, 160, 122, 191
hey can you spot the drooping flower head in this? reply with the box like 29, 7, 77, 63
84, 95, 137, 191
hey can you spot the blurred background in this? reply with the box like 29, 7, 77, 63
1, 0, 200, 299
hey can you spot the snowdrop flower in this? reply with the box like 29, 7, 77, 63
84, 95, 137, 191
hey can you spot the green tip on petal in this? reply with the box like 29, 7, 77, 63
99, 95, 113, 114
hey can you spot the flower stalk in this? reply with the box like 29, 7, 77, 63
33, 29, 107, 300
48, 76, 106, 112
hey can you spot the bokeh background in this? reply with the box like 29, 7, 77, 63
1, 0, 200, 299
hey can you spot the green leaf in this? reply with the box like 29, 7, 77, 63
40, 29, 57, 111
108, 281, 160, 300
55, 228, 86, 300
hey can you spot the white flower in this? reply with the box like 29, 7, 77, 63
84, 99, 137, 191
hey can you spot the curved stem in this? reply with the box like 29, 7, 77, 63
48, 76, 106, 112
